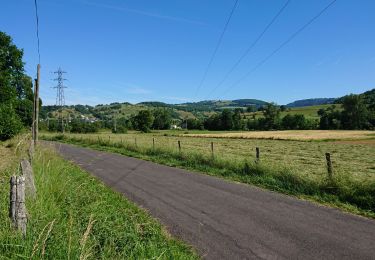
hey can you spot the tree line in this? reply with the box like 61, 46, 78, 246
318, 94, 375, 130
0, 32, 36, 140
41, 108, 173, 133
187, 94, 375, 131
42, 91, 374, 134
195, 105, 318, 131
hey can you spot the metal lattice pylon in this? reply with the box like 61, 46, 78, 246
53, 67, 67, 132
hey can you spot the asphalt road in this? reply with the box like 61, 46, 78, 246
52, 142, 375, 259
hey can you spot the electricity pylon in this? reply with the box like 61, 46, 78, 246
53, 67, 67, 132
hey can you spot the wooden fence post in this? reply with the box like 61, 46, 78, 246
325, 153, 333, 180
21, 159, 36, 199
255, 147, 260, 163
153, 138, 155, 150
9, 176, 16, 224
28, 142, 34, 163
16, 176, 27, 237
178, 141, 181, 153
211, 142, 214, 159
135, 137, 137, 147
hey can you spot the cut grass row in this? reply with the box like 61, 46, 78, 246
181, 130, 375, 141
43, 134, 375, 219
0, 140, 198, 259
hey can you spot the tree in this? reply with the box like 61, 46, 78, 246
246, 118, 258, 130
112, 117, 130, 133
221, 109, 234, 130
317, 96, 373, 130
70, 120, 100, 133
232, 108, 243, 130
0, 31, 34, 139
0, 32, 24, 104
246, 105, 256, 113
152, 108, 172, 130
281, 114, 312, 130
132, 110, 154, 132
204, 114, 221, 130
318, 105, 341, 130
15, 75, 34, 126
186, 118, 203, 130
262, 103, 281, 129
0, 104, 23, 141
341, 95, 369, 129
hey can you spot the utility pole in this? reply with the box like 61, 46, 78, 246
32, 80, 36, 142
35, 64, 40, 143
32, 64, 40, 146
53, 67, 67, 133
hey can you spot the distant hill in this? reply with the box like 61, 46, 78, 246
232, 99, 269, 107
335, 88, 375, 106
176, 99, 268, 112
286, 98, 335, 108
40, 88, 374, 122
40, 98, 269, 122
137, 101, 172, 108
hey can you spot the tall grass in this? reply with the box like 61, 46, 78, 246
44, 134, 375, 218
0, 145, 198, 259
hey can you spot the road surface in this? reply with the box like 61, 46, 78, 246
52, 142, 375, 259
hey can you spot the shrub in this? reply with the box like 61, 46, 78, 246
0, 103, 23, 141
112, 125, 127, 134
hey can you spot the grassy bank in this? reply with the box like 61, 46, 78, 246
42, 134, 375, 219
0, 141, 197, 259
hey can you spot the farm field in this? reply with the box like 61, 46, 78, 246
281, 104, 342, 119
244, 104, 341, 119
181, 130, 375, 141
42, 130, 375, 182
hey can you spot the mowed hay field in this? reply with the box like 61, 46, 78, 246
182, 130, 375, 141
43, 130, 375, 182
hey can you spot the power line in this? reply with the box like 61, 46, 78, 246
194, 0, 239, 97
34, 0, 41, 63
219, 0, 337, 97
205, 0, 291, 99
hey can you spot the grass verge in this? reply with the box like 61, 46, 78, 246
43, 134, 375, 219
0, 142, 198, 259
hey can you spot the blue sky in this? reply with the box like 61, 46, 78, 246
1, 0, 375, 105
